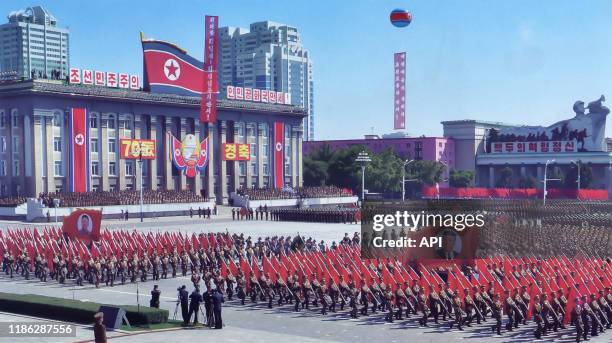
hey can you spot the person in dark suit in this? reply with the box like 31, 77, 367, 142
188, 287, 203, 325
202, 286, 213, 327
212, 288, 225, 329
178, 285, 189, 325
150, 285, 161, 308
93, 312, 107, 343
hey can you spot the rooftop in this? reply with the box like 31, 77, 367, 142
441, 119, 517, 127
0, 79, 306, 116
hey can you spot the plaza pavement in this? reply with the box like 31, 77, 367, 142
0, 209, 610, 342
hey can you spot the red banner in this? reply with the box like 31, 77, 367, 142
201, 15, 219, 123
62, 209, 102, 242
274, 122, 284, 188
70, 108, 89, 192
422, 186, 609, 200
394, 52, 406, 130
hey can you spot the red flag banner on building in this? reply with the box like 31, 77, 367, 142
62, 209, 102, 242
394, 52, 406, 130
69, 108, 89, 192
201, 15, 219, 123
273, 122, 284, 188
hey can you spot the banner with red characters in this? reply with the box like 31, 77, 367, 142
200, 15, 219, 123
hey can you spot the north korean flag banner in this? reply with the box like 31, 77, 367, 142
142, 39, 215, 96
69, 108, 89, 192
273, 122, 284, 188
394, 52, 406, 130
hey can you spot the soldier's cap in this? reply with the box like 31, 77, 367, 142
180, 285, 186, 289
94, 312, 104, 319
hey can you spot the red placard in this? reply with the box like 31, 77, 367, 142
222, 143, 251, 161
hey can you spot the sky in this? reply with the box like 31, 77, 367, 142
2, 1, 612, 140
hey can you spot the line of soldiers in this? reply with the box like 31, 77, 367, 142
269, 208, 359, 223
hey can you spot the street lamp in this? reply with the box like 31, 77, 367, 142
138, 150, 144, 222
401, 159, 415, 202
570, 160, 581, 192
355, 151, 371, 202
543, 159, 557, 206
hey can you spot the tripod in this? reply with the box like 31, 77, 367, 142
173, 299, 180, 321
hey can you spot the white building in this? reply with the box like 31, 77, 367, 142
219, 21, 314, 140
0, 6, 69, 80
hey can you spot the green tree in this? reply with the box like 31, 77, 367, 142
303, 157, 329, 186
496, 167, 513, 188
449, 169, 474, 188
403, 160, 445, 197
518, 175, 537, 189
364, 148, 403, 194
564, 161, 593, 189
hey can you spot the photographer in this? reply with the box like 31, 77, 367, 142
178, 285, 189, 325
150, 285, 161, 308
188, 286, 203, 325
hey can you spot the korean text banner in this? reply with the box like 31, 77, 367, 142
69, 108, 89, 192
201, 15, 219, 123
120, 139, 157, 160
394, 52, 406, 130
222, 143, 251, 161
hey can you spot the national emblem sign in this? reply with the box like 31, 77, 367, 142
167, 132, 209, 177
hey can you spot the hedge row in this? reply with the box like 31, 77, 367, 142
0, 292, 168, 325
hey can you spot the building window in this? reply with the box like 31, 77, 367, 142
90, 138, 98, 153
92, 185, 99, 192
90, 116, 98, 128
91, 161, 99, 176
109, 162, 116, 176
53, 113, 61, 127
0, 161, 6, 176
107, 116, 115, 129
0, 112, 5, 128
11, 114, 18, 128
53, 137, 62, 152
12, 160, 19, 176
263, 144, 269, 157
263, 163, 269, 175
54, 161, 62, 176
0, 137, 5, 152
415, 141, 423, 159
251, 163, 258, 176
239, 161, 246, 176
125, 161, 133, 176
12, 137, 19, 153
108, 139, 116, 153
122, 120, 132, 130
110, 184, 116, 192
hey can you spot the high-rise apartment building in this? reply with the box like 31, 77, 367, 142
0, 6, 69, 80
219, 21, 314, 140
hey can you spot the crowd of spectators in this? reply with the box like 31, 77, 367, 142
0, 196, 27, 207
38, 190, 208, 207
236, 186, 353, 201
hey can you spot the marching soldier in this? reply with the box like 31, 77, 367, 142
464, 288, 476, 327
417, 288, 430, 327
428, 285, 442, 324
491, 293, 502, 335
571, 297, 584, 343
581, 295, 592, 341
395, 283, 406, 320
599, 289, 612, 329
449, 292, 465, 331
385, 287, 394, 323
532, 294, 544, 339
504, 290, 517, 331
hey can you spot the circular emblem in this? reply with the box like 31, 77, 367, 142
74, 133, 85, 146
275, 142, 282, 151
174, 148, 181, 156
164, 58, 181, 81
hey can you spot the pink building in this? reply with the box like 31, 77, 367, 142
303, 135, 455, 185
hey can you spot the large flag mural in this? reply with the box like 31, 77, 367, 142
69, 107, 89, 192
62, 209, 102, 242
167, 132, 209, 178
